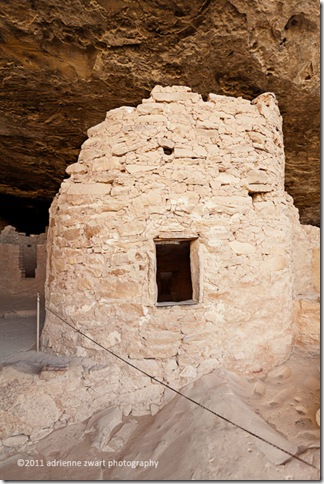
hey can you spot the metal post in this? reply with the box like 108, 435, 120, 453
36, 293, 40, 353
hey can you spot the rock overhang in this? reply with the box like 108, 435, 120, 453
0, 0, 319, 229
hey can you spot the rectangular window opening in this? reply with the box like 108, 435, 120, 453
155, 239, 198, 306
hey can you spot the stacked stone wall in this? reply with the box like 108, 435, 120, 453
0, 226, 46, 297
292, 224, 320, 347
41, 86, 318, 410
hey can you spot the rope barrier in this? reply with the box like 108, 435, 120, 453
44, 305, 319, 471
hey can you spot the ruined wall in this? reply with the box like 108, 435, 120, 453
41, 85, 306, 400
292, 224, 320, 348
0, 226, 46, 297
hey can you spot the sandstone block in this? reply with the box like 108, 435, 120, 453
312, 248, 320, 292
98, 278, 142, 299
102, 201, 124, 212
84, 223, 101, 239
111, 141, 142, 156
2, 434, 28, 448
197, 119, 220, 129
229, 240, 255, 255
261, 255, 287, 272
253, 200, 277, 216
135, 359, 163, 378
87, 121, 107, 137
150, 403, 160, 416
116, 223, 145, 237
247, 183, 272, 193
136, 114, 167, 124
67, 183, 111, 195
92, 156, 120, 171
176, 353, 197, 367
246, 169, 270, 184
216, 173, 239, 185
248, 131, 266, 144
144, 330, 181, 345
165, 359, 178, 373
105, 106, 135, 120
132, 190, 165, 210
144, 343, 179, 359
66, 163, 88, 175
182, 331, 212, 344
126, 164, 158, 174
136, 103, 165, 114
31, 428, 53, 442
86, 330, 121, 349
179, 365, 197, 379
294, 298, 320, 346
158, 137, 174, 149
152, 90, 201, 103
208, 195, 252, 215
174, 146, 207, 158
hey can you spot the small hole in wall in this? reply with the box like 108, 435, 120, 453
249, 192, 266, 202
248, 191, 260, 202
163, 147, 174, 156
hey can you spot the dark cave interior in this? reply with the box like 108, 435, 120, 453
0, 194, 51, 235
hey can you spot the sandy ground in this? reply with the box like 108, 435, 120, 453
0, 300, 320, 481
0, 296, 45, 362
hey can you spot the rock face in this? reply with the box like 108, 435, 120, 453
41, 86, 319, 390
0, 0, 319, 227
292, 224, 320, 348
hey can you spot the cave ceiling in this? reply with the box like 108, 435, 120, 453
0, 0, 320, 230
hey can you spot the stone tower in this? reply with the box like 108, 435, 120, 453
42, 85, 302, 385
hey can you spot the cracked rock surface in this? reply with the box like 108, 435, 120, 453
0, 0, 319, 226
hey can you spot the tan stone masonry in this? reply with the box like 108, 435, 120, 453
41, 86, 319, 410
0, 225, 46, 297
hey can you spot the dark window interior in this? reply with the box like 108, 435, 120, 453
22, 243, 37, 278
156, 240, 193, 303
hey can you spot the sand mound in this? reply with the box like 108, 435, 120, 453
0, 347, 319, 480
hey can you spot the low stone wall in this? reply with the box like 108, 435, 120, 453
0, 356, 164, 461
